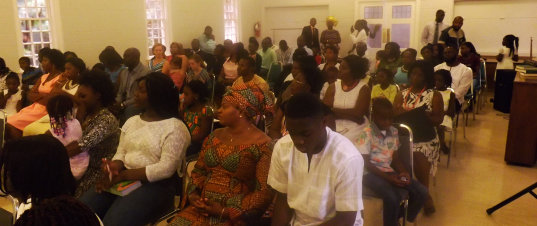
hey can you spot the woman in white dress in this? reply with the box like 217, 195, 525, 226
348, 19, 380, 55
323, 55, 371, 148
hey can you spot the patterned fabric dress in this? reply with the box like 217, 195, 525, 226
184, 106, 213, 137
75, 108, 120, 197
149, 58, 165, 72
170, 133, 274, 226
401, 88, 440, 175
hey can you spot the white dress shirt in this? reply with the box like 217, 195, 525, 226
421, 22, 448, 45
113, 116, 191, 182
268, 127, 364, 226
435, 63, 473, 104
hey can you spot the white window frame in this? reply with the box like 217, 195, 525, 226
145, 0, 168, 58
16, 0, 53, 67
224, 0, 239, 42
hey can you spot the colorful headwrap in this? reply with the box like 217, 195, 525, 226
327, 16, 338, 26
223, 82, 274, 126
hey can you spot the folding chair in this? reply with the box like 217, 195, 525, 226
456, 82, 473, 139
478, 59, 487, 111
363, 123, 414, 226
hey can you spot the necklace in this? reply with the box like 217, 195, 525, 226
403, 87, 426, 111
401, 65, 408, 73
228, 125, 251, 143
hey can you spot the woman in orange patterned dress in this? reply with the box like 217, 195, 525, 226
170, 83, 274, 226
6, 48, 67, 139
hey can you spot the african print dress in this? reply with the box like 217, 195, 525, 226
401, 88, 440, 175
170, 133, 274, 226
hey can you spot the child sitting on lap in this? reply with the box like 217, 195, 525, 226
47, 94, 86, 180
357, 97, 428, 226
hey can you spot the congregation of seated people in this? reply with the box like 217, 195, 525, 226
0, 9, 520, 226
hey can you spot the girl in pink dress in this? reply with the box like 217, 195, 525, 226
47, 94, 87, 180
7, 49, 66, 139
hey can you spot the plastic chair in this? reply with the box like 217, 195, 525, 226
363, 123, 414, 226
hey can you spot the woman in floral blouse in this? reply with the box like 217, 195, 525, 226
66, 70, 120, 197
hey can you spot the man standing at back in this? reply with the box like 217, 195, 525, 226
269, 93, 364, 226
421, 10, 448, 46
301, 18, 320, 50
114, 48, 149, 125
438, 16, 466, 49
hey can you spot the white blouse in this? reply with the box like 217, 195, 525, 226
112, 116, 191, 182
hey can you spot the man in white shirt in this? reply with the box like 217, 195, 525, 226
434, 45, 473, 110
421, 10, 448, 46
268, 93, 364, 226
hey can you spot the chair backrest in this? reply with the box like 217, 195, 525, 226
395, 123, 414, 178
180, 156, 198, 209
480, 59, 487, 88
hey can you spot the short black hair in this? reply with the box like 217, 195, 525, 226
435, 69, 452, 86
38, 47, 51, 63
47, 94, 74, 120
408, 60, 435, 89
6, 72, 20, 83
78, 69, 115, 107
376, 68, 394, 78
63, 51, 78, 60
421, 44, 433, 54
284, 92, 324, 119
324, 45, 339, 55
18, 56, 31, 64
0, 135, 76, 205
99, 46, 123, 67
325, 66, 339, 74
292, 48, 308, 62
91, 63, 105, 72
42, 48, 66, 70
137, 72, 179, 119
15, 195, 101, 226
385, 42, 401, 58
65, 57, 87, 73
343, 55, 369, 79
372, 97, 393, 116
240, 56, 256, 69
402, 48, 418, 58
185, 80, 209, 102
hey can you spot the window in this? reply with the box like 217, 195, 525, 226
224, 0, 238, 42
364, 6, 383, 19
145, 0, 166, 57
392, 5, 412, 19
17, 0, 52, 67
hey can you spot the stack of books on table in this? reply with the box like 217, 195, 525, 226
515, 65, 537, 80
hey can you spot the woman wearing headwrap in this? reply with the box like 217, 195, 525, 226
169, 82, 274, 226
320, 16, 341, 51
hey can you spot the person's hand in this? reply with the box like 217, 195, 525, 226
196, 198, 225, 217
398, 172, 411, 186
350, 25, 355, 33
96, 159, 123, 192
388, 174, 407, 187
373, 24, 381, 31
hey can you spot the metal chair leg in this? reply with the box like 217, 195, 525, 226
402, 200, 409, 226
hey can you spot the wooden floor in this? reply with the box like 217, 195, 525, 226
1, 96, 537, 225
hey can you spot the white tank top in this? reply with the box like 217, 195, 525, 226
438, 89, 452, 111
333, 79, 367, 109
333, 79, 368, 145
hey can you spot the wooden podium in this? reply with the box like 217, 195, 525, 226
504, 72, 537, 166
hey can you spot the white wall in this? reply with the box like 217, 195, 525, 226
0, 0, 23, 71
170, 0, 224, 49
56, 0, 148, 67
454, 0, 537, 56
